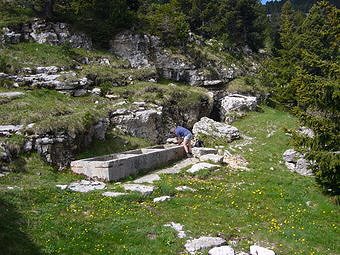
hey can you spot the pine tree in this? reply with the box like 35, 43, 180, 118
292, 1, 340, 194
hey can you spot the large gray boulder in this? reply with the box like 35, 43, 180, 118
283, 149, 313, 176
193, 117, 240, 142
220, 94, 257, 123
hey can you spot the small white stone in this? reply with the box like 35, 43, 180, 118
123, 184, 154, 195
164, 222, 186, 238
91, 87, 101, 95
153, 196, 171, 203
250, 245, 275, 255
56, 184, 67, 190
187, 163, 218, 173
175, 186, 196, 192
208, 246, 235, 255
102, 191, 127, 197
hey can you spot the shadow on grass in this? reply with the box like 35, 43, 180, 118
0, 199, 43, 255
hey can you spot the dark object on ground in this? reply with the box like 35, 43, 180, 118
194, 140, 204, 147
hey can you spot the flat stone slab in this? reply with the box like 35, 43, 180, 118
157, 158, 200, 174
200, 154, 224, 163
175, 186, 196, 192
187, 163, 219, 173
123, 184, 154, 195
185, 236, 227, 254
250, 245, 275, 255
102, 191, 128, 197
164, 222, 186, 238
67, 180, 106, 193
192, 147, 218, 158
0, 92, 25, 98
133, 174, 160, 184
209, 246, 235, 255
153, 196, 171, 202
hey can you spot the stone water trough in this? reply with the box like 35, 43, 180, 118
71, 145, 185, 181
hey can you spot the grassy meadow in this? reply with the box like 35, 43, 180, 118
0, 106, 338, 255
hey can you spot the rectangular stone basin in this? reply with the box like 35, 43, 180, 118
71, 145, 185, 181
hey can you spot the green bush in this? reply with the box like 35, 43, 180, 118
0, 55, 9, 72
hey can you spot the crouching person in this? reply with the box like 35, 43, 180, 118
171, 126, 193, 158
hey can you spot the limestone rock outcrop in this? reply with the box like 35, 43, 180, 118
1, 118, 108, 170
193, 117, 240, 142
1, 18, 92, 49
0, 68, 92, 95
220, 94, 257, 123
110, 107, 163, 143
111, 31, 251, 86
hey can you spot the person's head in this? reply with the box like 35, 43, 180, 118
170, 127, 176, 134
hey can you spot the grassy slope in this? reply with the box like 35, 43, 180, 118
0, 88, 111, 134
0, 107, 338, 255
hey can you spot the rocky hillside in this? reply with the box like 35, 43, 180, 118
0, 18, 264, 171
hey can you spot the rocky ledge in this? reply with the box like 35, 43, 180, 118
1, 18, 92, 49
111, 31, 257, 86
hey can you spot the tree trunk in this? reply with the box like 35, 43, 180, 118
42, 0, 55, 18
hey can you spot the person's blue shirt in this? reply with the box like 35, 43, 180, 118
175, 126, 192, 138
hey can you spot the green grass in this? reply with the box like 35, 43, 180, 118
107, 81, 210, 107
227, 76, 268, 96
80, 65, 157, 85
0, 5, 34, 28
0, 88, 113, 134
0, 106, 338, 255
0, 43, 128, 71
1, 43, 76, 71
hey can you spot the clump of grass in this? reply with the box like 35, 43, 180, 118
0, 4, 34, 28
1, 43, 76, 70
0, 42, 130, 72
72, 48, 129, 68
0, 89, 113, 134
107, 81, 209, 107
80, 65, 157, 85
227, 76, 268, 96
